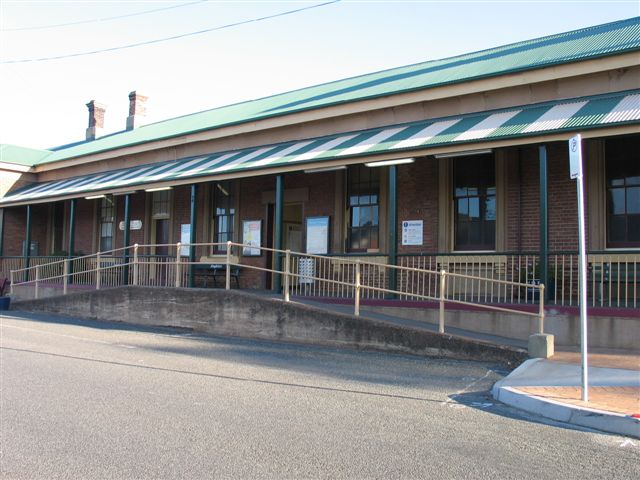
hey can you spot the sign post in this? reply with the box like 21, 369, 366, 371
569, 133, 589, 402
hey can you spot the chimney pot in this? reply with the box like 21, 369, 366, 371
126, 91, 148, 130
86, 100, 106, 141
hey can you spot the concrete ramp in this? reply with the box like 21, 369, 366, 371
11, 286, 526, 366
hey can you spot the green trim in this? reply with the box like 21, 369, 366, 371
274, 175, 284, 293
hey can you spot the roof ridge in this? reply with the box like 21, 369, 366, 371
137, 17, 640, 132
28, 16, 640, 166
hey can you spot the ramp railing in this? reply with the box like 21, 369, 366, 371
10, 241, 545, 335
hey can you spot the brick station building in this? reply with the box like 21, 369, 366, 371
1, 18, 639, 308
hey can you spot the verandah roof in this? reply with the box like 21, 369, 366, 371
2, 90, 639, 206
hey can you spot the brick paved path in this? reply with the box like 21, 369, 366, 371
516, 386, 640, 416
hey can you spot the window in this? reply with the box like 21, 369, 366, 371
151, 190, 170, 219
99, 196, 115, 252
453, 156, 496, 250
347, 164, 379, 252
151, 191, 171, 256
211, 181, 235, 252
606, 136, 640, 248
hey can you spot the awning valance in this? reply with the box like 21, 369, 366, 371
2, 90, 639, 205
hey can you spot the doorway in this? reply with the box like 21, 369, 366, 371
266, 203, 303, 289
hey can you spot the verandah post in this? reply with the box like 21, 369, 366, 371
24, 204, 32, 283
539, 145, 549, 303
274, 174, 284, 293
388, 164, 398, 296
188, 184, 198, 288
122, 194, 131, 286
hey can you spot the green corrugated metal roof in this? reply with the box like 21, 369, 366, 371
27, 16, 640, 166
0, 144, 52, 167
3, 89, 638, 206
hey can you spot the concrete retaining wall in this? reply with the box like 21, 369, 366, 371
11, 286, 526, 366
361, 304, 639, 350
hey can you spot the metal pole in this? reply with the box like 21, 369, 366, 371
68, 199, 77, 284
388, 165, 398, 297
63, 260, 69, 295
573, 136, 589, 402
122, 194, 131, 286
24, 204, 32, 282
175, 243, 182, 288
96, 252, 101, 290
35, 265, 39, 300
188, 184, 198, 288
274, 175, 284, 293
354, 260, 361, 316
10, 270, 14, 295
539, 145, 549, 303
439, 269, 447, 333
133, 244, 139, 286
284, 249, 291, 302
538, 284, 545, 334
226, 241, 231, 290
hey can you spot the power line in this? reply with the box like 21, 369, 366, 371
2, 1, 207, 32
1, 0, 340, 64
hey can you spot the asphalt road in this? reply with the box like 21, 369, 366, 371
1, 311, 638, 480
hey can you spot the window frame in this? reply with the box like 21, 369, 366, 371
452, 154, 496, 252
98, 195, 115, 253
346, 164, 380, 253
210, 181, 236, 254
605, 136, 640, 249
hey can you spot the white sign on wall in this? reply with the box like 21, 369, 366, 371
118, 220, 142, 231
401, 220, 423, 246
180, 224, 190, 256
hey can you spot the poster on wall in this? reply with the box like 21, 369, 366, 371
242, 220, 262, 256
180, 224, 190, 256
401, 220, 423, 246
305, 216, 330, 255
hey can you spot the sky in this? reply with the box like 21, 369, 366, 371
0, 0, 639, 150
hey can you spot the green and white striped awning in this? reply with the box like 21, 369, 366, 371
2, 90, 639, 205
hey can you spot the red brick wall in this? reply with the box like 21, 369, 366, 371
0, 205, 48, 256
73, 199, 95, 255
113, 192, 147, 249
172, 186, 191, 247
238, 176, 273, 289
3, 206, 26, 256
397, 157, 439, 254
236, 172, 338, 289
506, 143, 579, 253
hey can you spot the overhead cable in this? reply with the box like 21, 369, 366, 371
1, 0, 340, 64
2, 1, 207, 32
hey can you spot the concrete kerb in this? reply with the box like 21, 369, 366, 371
492, 359, 640, 439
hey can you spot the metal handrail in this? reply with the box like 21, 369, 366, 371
10, 241, 546, 334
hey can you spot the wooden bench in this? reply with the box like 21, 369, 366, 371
194, 263, 241, 288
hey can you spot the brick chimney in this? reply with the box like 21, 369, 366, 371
86, 100, 106, 141
126, 91, 148, 130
